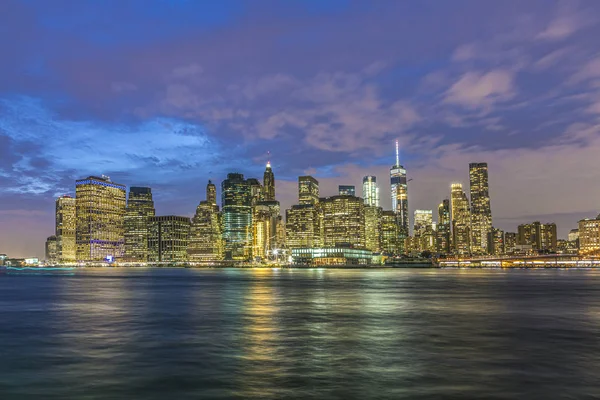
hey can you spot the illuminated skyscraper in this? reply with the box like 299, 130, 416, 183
45, 235, 57, 264
286, 204, 322, 248
469, 163, 492, 254
436, 199, 451, 254
207, 180, 217, 206
488, 227, 505, 256
55, 195, 76, 263
222, 173, 253, 260
578, 214, 600, 255
247, 178, 263, 205
338, 185, 356, 196
148, 216, 190, 263
380, 210, 399, 254
517, 222, 557, 253
390, 140, 409, 236
188, 181, 223, 263
364, 205, 382, 252
299, 176, 319, 205
263, 161, 275, 201
505, 232, 517, 254
362, 176, 379, 207
124, 187, 155, 263
451, 183, 470, 255
414, 210, 435, 252
320, 195, 365, 248
75, 176, 126, 261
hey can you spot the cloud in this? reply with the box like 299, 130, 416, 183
444, 69, 516, 109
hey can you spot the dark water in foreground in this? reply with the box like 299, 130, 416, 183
2, 268, 600, 399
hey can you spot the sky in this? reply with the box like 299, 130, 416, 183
1, 0, 600, 258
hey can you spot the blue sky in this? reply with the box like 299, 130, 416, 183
2, 0, 600, 257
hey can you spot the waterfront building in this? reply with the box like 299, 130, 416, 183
45, 235, 57, 264
299, 176, 319, 205
380, 210, 399, 254
320, 195, 366, 249
469, 163, 492, 254
517, 222, 557, 253
75, 175, 126, 262
362, 176, 379, 207
291, 247, 372, 266
488, 227, 505, 256
504, 232, 517, 254
55, 195, 76, 263
123, 187, 155, 263
436, 199, 451, 254
364, 205, 382, 252
263, 161, 275, 201
390, 140, 409, 236
188, 182, 223, 263
148, 216, 190, 263
286, 204, 322, 248
275, 215, 286, 250
414, 209, 435, 253
221, 173, 253, 260
338, 185, 356, 196
252, 201, 280, 260
451, 183, 471, 255
578, 214, 600, 255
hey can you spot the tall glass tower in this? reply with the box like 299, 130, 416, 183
362, 176, 379, 207
124, 187, 155, 263
390, 140, 408, 235
222, 173, 253, 260
469, 162, 492, 254
263, 161, 275, 201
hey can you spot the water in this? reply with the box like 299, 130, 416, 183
2, 268, 600, 399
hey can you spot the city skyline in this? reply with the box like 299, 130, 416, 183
3, 1, 600, 257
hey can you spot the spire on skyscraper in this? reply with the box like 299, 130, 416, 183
395, 139, 400, 167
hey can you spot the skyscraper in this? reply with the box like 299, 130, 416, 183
320, 195, 365, 249
55, 195, 76, 263
380, 210, 399, 254
364, 205, 382, 252
469, 163, 492, 254
286, 204, 322, 248
517, 222, 557, 253
45, 235, 57, 264
247, 178, 263, 205
188, 181, 223, 263
450, 183, 470, 255
148, 216, 190, 263
263, 161, 275, 201
124, 187, 155, 263
413, 210, 435, 253
362, 176, 379, 207
299, 176, 319, 205
436, 199, 451, 254
75, 176, 126, 261
222, 173, 253, 260
578, 214, 600, 255
338, 185, 356, 196
390, 140, 409, 235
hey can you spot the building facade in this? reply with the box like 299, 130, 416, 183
362, 176, 379, 207
148, 216, 190, 263
221, 173, 253, 260
55, 195, 76, 263
45, 235, 57, 264
364, 205, 382, 252
578, 215, 600, 255
188, 182, 223, 263
436, 199, 451, 254
338, 185, 356, 196
320, 195, 365, 249
286, 204, 322, 249
380, 210, 399, 254
451, 183, 471, 255
123, 187, 155, 263
263, 161, 275, 201
299, 176, 319, 205
517, 222, 557, 253
75, 176, 126, 262
469, 163, 492, 254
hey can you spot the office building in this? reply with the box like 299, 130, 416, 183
469, 163, 492, 254
338, 185, 356, 196
320, 195, 365, 249
148, 216, 190, 263
263, 161, 275, 201
380, 210, 399, 254
252, 200, 281, 260
390, 140, 409, 236
286, 204, 322, 248
221, 173, 253, 260
247, 178, 263, 205
517, 222, 557, 253
188, 181, 223, 262
578, 214, 600, 255
45, 235, 57, 264
451, 183, 470, 255
414, 209, 435, 252
436, 199, 451, 254
488, 227, 504, 256
123, 187, 155, 263
504, 232, 517, 254
362, 176, 379, 207
75, 176, 126, 262
55, 195, 76, 263
291, 247, 372, 266
364, 205, 382, 252
299, 176, 319, 205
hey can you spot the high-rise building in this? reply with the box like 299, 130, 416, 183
221, 173, 253, 260
45, 235, 57, 264
380, 210, 399, 254
188, 181, 223, 263
364, 205, 382, 252
488, 227, 505, 256
568, 229, 580, 242
55, 195, 76, 263
504, 232, 517, 254
390, 140, 409, 236
299, 176, 320, 205
75, 176, 126, 262
362, 176, 379, 207
451, 183, 470, 255
247, 178, 263, 205
469, 163, 492, 254
517, 222, 557, 253
148, 216, 190, 263
436, 199, 451, 254
286, 204, 322, 248
207, 180, 217, 206
578, 215, 600, 255
320, 195, 365, 248
263, 161, 275, 201
123, 187, 155, 263
252, 200, 281, 259
414, 210, 435, 253
338, 185, 356, 196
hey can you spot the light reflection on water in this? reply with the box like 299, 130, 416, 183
2, 268, 600, 399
